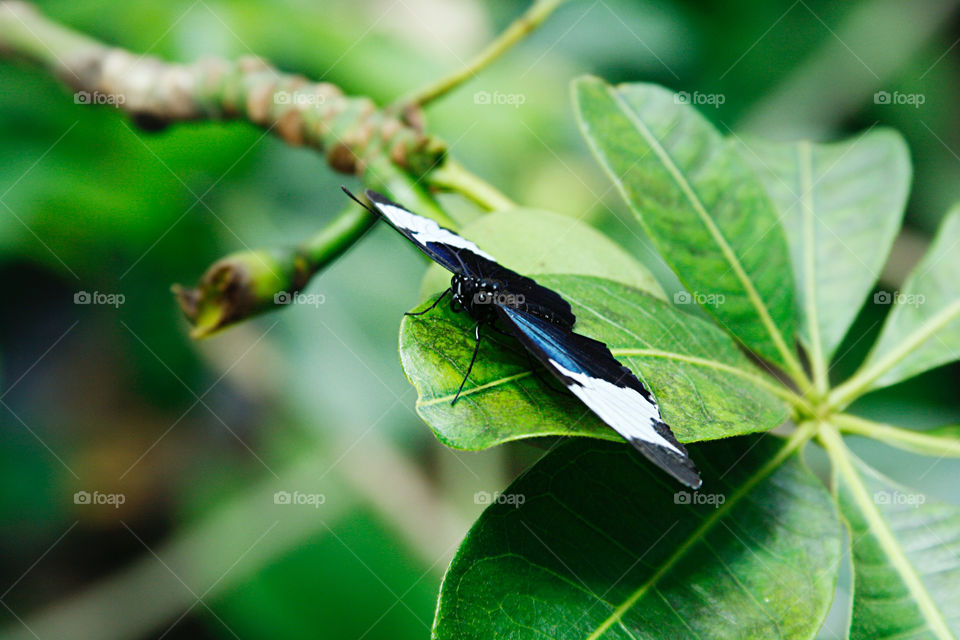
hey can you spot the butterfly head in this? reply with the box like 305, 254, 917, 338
451, 274, 524, 319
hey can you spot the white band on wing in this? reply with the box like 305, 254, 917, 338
548, 359, 682, 455
376, 203, 496, 261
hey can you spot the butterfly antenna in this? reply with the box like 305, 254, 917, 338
340, 185, 378, 215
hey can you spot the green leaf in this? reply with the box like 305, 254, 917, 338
829, 445, 960, 640
432, 434, 842, 639
420, 207, 665, 299
740, 130, 910, 364
835, 207, 960, 400
573, 76, 797, 370
400, 274, 790, 450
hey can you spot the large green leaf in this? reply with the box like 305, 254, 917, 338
400, 274, 790, 450
573, 76, 796, 369
830, 446, 960, 639
841, 207, 960, 396
433, 435, 842, 639
421, 207, 665, 298
741, 131, 910, 363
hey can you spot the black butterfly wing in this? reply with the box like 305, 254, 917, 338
495, 304, 701, 489
479, 260, 576, 328
358, 189, 575, 328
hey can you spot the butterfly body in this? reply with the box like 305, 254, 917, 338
342, 187, 702, 489
450, 273, 572, 329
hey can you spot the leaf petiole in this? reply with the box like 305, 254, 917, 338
833, 413, 960, 458
828, 300, 960, 410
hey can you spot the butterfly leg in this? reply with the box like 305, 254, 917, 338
451, 322, 483, 406
404, 288, 451, 317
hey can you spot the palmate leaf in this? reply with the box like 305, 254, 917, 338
399, 275, 790, 450
573, 76, 797, 370
740, 131, 911, 364
851, 207, 960, 392
432, 435, 842, 640
830, 447, 960, 639
420, 207, 665, 299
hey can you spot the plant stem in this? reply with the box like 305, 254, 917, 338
173, 203, 377, 338
300, 204, 377, 265
834, 413, 960, 457
428, 159, 516, 211
364, 155, 458, 226
818, 423, 954, 640
396, 0, 565, 108
828, 300, 960, 410
0, 1, 446, 178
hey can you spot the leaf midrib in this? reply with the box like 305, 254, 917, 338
415, 348, 791, 408
823, 425, 954, 640
603, 84, 797, 377
797, 140, 828, 393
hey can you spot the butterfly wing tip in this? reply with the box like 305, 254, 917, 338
628, 437, 702, 490
667, 457, 702, 490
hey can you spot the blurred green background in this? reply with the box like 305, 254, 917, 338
1, 0, 959, 638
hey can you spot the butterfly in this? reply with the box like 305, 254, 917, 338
342, 187, 701, 489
